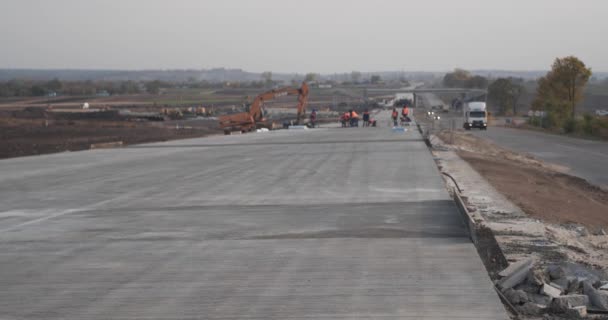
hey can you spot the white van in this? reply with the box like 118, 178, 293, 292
463, 102, 488, 130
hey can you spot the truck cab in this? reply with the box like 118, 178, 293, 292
463, 102, 488, 130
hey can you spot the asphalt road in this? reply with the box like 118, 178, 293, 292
0, 111, 507, 319
473, 127, 608, 187
418, 92, 608, 188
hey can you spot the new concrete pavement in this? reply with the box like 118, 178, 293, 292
0, 112, 507, 319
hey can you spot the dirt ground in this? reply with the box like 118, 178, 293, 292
437, 130, 608, 230
0, 117, 220, 159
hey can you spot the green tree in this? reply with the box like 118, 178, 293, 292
46, 78, 62, 92
370, 75, 382, 84
261, 71, 272, 87
550, 56, 592, 118
443, 68, 472, 87
488, 78, 525, 115
466, 75, 489, 89
305, 73, 317, 82
532, 56, 592, 122
145, 80, 163, 94
31, 85, 46, 96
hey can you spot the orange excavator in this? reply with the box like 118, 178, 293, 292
218, 82, 309, 134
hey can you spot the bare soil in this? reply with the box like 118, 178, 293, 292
438, 130, 608, 230
0, 117, 220, 159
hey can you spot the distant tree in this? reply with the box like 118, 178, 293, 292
443, 69, 472, 87
46, 78, 62, 92
488, 78, 525, 115
466, 75, 489, 89
370, 75, 382, 84
305, 73, 317, 82
30, 85, 46, 96
550, 56, 592, 118
351, 71, 361, 84
120, 81, 140, 94
532, 56, 592, 120
145, 81, 163, 94
261, 71, 272, 87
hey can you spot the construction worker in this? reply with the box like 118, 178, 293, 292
362, 109, 370, 127
309, 109, 317, 128
401, 105, 411, 125
391, 108, 399, 126
349, 109, 359, 127
402, 105, 409, 118
342, 112, 350, 127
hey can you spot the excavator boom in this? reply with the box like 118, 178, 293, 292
218, 82, 309, 134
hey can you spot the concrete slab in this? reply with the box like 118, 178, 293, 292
0, 111, 508, 319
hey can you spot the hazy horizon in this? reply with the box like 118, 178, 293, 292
1, 0, 607, 73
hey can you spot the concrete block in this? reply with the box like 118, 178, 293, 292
517, 302, 546, 316
541, 283, 562, 298
553, 277, 569, 289
528, 293, 552, 306
526, 268, 545, 286
550, 281, 567, 292
548, 265, 566, 280
498, 258, 535, 290
550, 294, 589, 313
503, 288, 528, 305
584, 281, 608, 310
566, 306, 587, 319
499, 258, 534, 277
568, 277, 588, 294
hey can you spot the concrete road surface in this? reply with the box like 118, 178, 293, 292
0, 111, 507, 319
473, 127, 608, 188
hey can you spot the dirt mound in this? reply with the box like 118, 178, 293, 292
438, 130, 608, 229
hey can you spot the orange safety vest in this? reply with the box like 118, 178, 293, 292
392, 110, 398, 118
351, 111, 359, 119
402, 107, 409, 115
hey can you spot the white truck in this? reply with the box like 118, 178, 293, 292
463, 102, 488, 130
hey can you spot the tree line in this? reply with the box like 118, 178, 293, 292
0, 78, 288, 97
445, 56, 606, 137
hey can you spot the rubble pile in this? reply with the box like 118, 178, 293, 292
497, 258, 608, 318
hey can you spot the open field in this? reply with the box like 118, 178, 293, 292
0, 117, 220, 159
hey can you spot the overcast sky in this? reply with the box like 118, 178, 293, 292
0, 0, 606, 73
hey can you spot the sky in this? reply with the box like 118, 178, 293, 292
0, 0, 607, 73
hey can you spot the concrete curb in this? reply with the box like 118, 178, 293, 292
453, 190, 478, 245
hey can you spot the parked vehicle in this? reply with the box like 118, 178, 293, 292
595, 109, 608, 117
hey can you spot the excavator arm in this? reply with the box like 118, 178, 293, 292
218, 82, 310, 133
295, 82, 309, 125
